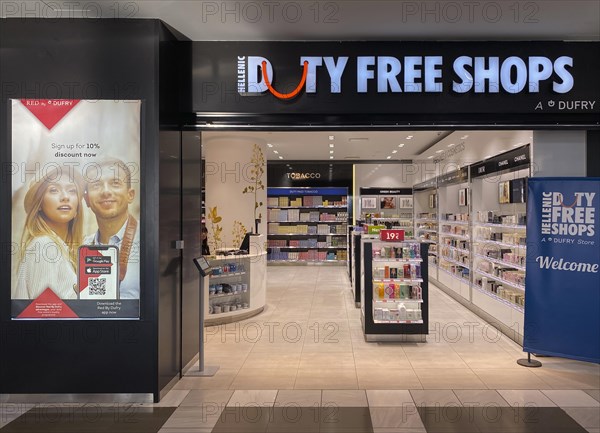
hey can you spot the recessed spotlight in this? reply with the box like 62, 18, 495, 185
329, 135, 335, 140
398, 143, 405, 147
386, 156, 392, 159
329, 150, 334, 154
498, 149, 507, 153
273, 150, 279, 154
447, 143, 455, 147
427, 155, 434, 159
406, 135, 413, 139
329, 143, 334, 148
392, 150, 398, 154
461, 135, 469, 139
329, 156, 334, 159
329, 164, 332, 167
485, 155, 492, 159
267, 143, 273, 147
278, 156, 283, 160
436, 150, 443, 153
512, 144, 520, 147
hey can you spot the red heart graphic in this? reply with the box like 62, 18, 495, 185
20, 99, 80, 130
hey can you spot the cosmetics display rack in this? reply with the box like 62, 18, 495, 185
361, 239, 429, 341
267, 187, 349, 264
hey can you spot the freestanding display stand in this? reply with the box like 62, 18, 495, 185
187, 257, 219, 377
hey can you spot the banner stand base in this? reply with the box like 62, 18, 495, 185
517, 353, 542, 368
186, 366, 219, 377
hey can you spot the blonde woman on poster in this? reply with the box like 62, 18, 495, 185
13, 166, 84, 300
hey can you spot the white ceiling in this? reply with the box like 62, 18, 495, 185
6, 1, 599, 41
203, 129, 532, 163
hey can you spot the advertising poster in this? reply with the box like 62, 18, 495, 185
10, 99, 141, 320
524, 178, 600, 363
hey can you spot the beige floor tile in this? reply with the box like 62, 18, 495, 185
322, 390, 368, 407
531, 370, 600, 390
356, 368, 423, 390
407, 352, 469, 369
227, 390, 278, 407
230, 368, 297, 390
161, 406, 223, 430
242, 352, 301, 369
175, 369, 238, 390
497, 390, 557, 407
275, 390, 322, 407
472, 368, 552, 389
370, 406, 426, 430
366, 390, 414, 407
562, 407, 600, 430
586, 390, 600, 402
295, 368, 358, 389
409, 390, 462, 407
453, 389, 509, 407
456, 352, 522, 369
541, 390, 600, 407
298, 352, 356, 369
180, 390, 234, 407
414, 369, 487, 389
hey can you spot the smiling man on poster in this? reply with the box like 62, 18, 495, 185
83, 158, 140, 300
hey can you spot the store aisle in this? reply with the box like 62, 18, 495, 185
1, 266, 598, 433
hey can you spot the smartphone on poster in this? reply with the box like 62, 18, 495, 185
78, 245, 119, 300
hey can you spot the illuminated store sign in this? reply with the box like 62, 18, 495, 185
238, 55, 574, 98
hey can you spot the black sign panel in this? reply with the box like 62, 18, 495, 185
438, 167, 469, 186
413, 178, 437, 191
470, 145, 531, 178
360, 187, 412, 195
193, 41, 599, 124
267, 162, 352, 188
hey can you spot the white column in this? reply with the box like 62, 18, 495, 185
531, 130, 587, 177
204, 135, 267, 251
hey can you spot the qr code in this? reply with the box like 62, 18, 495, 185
89, 278, 106, 296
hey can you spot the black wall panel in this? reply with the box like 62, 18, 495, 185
0, 19, 160, 396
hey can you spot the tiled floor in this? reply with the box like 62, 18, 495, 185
1, 266, 598, 433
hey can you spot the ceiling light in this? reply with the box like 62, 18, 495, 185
512, 144, 520, 147
329, 143, 334, 148
427, 155, 434, 159
485, 155, 492, 159
329, 135, 335, 140
406, 135, 413, 139
267, 143, 273, 147
436, 150, 443, 153
392, 150, 398, 154
386, 156, 392, 159
461, 135, 469, 139
398, 143, 405, 147
499, 149, 507, 152
329, 156, 334, 159
273, 150, 279, 154
329, 150, 334, 154
447, 143, 455, 147
278, 156, 283, 159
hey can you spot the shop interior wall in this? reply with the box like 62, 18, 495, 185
0, 19, 160, 396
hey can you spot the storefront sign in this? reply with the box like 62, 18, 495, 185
10, 100, 141, 320
360, 188, 412, 195
471, 145, 531, 178
194, 41, 600, 123
437, 167, 469, 186
524, 178, 600, 363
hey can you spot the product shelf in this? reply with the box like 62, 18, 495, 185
373, 258, 423, 263
373, 319, 424, 324
439, 232, 470, 241
438, 267, 471, 285
373, 278, 424, 284
210, 271, 247, 279
474, 238, 527, 250
473, 285, 524, 313
440, 245, 471, 256
474, 269, 526, 291
267, 205, 347, 209
440, 220, 469, 226
439, 256, 470, 269
473, 253, 526, 271
373, 298, 424, 303
473, 222, 526, 230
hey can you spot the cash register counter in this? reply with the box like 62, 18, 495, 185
204, 250, 267, 325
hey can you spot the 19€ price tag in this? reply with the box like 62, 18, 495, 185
380, 229, 405, 242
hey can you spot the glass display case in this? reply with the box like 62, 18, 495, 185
361, 239, 429, 341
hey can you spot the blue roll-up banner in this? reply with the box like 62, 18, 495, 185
524, 178, 600, 363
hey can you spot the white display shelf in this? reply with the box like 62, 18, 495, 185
474, 238, 527, 250
473, 253, 526, 271
418, 238, 438, 244
475, 269, 526, 291
210, 271, 246, 279
439, 256, 470, 269
373, 278, 424, 284
441, 220, 469, 226
440, 245, 470, 256
373, 258, 423, 263
270, 246, 347, 249
209, 291, 248, 299
372, 217, 413, 221
415, 218, 437, 223
428, 251, 438, 256
268, 205, 347, 209
208, 307, 251, 317
438, 267, 470, 285
439, 232, 470, 240
374, 319, 424, 324
269, 259, 345, 263
474, 222, 526, 230
374, 298, 424, 303
269, 220, 347, 224
268, 233, 346, 236
473, 285, 524, 313
417, 228, 438, 233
